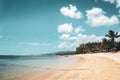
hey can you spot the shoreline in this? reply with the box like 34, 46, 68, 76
1, 52, 120, 80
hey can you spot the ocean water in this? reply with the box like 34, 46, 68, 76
0, 55, 78, 80
0, 55, 77, 80
0, 55, 77, 69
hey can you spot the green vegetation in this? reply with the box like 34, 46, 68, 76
75, 30, 120, 54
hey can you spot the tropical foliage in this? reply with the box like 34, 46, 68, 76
75, 30, 120, 54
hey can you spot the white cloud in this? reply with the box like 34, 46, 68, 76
116, 32, 120, 41
27, 42, 41, 46
74, 27, 85, 33
103, 0, 115, 3
58, 23, 73, 33
118, 32, 120, 35
57, 23, 104, 49
59, 34, 70, 40
60, 4, 83, 19
76, 34, 104, 44
23, 42, 51, 46
102, 0, 120, 8
86, 7, 119, 27
58, 42, 68, 48
74, 27, 81, 33
58, 33, 104, 49
58, 23, 85, 34
58, 42, 77, 48
101, 0, 120, 16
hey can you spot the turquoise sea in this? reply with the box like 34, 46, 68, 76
0, 55, 77, 80
0, 55, 77, 68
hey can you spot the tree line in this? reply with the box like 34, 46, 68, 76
75, 30, 120, 54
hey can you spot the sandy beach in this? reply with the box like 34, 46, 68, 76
6, 52, 119, 80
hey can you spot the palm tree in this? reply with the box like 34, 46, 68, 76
105, 30, 120, 50
102, 38, 111, 52
102, 38, 108, 52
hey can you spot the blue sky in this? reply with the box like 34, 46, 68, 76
0, 0, 120, 55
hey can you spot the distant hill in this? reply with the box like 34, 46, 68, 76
55, 51, 75, 55
0, 51, 76, 58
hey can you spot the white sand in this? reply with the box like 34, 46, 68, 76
11, 52, 120, 80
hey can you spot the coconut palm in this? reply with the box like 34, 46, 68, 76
105, 30, 120, 50
105, 30, 120, 42
75, 30, 120, 54
102, 38, 111, 52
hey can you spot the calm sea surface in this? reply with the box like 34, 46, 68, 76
0, 55, 77, 80
0, 55, 78, 80
0, 55, 77, 68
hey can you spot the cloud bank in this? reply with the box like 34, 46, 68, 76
57, 23, 104, 49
